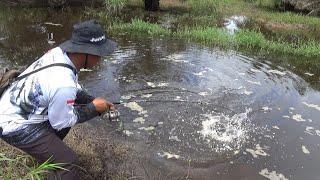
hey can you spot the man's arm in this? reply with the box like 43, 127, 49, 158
75, 89, 95, 104
74, 90, 115, 123
48, 87, 115, 130
73, 89, 99, 123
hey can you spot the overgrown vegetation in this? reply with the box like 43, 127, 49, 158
0, 153, 65, 179
104, 0, 129, 12
113, 19, 170, 36
102, 0, 320, 57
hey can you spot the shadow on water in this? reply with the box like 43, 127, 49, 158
1, 6, 320, 180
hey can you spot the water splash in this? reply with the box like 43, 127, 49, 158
224, 15, 247, 34
198, 109, 251, 151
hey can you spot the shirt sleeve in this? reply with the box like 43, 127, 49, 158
75, 89, 95, 104
48, 87, 78, 130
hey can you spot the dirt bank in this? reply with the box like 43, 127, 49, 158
0, 121, 137, 179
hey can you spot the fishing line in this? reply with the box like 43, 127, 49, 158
113, 99, 237, 114
123, 86, 202, 96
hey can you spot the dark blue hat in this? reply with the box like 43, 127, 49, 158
59, 20, 117, 57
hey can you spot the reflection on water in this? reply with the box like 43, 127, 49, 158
1, 7, 320, 180
0, 7, 88, 65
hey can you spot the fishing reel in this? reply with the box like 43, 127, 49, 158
102, 109, 120, 122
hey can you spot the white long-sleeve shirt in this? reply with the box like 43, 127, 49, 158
0, 47, 80, 135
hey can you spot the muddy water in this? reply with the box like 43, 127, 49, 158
1, 7, 320, 180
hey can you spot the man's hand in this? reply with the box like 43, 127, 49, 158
92, 97, 115, 113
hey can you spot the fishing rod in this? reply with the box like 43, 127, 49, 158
77, 99, 266, 129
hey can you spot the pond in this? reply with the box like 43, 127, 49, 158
1, 7, 320, 180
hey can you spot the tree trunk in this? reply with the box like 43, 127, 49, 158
144, 0, 160, 11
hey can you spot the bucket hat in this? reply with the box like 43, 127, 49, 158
59, 20, 117, 57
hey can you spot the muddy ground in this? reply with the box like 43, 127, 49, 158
0, 121, 139, 180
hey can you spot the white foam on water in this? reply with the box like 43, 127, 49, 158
147, 82, 169, 87
193, 71, 207, 76
141, 94, 152, 98
273, 126, 280, 130
198, 109, 251, 151
158, 152, 180, 159
246, 144, 270, 158
167, 54, 184, 60
302, 145, 310, 154
246, 80, 261, 86
242, 90, 253, 95
123, 130, 134, 136
147, 82, 156, 88
139, 126, 155, 131
174, 96, 182, 100
268, 70, 286, 76
124, 102, 147, 115
305, 126, 320, 136
259, 168, 289, 180
121, 95, 132, 100
133, 117, 145, 124
241, 87, 253, 95
262, 106, 272, 112
205, 67, 214, 72
199, 92, 209, 96
289, 107, 295, 111
305, 126, 315, 135
163, 54, 195, 66
292, 114, 306, 122
250, 68, 262, 73
158, 82, 169, 87
302, 102, 320, 111
169, 135, 181, 142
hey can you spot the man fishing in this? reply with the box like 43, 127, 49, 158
0, 20, 117, 179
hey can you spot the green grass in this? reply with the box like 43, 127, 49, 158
176, 26, 233, 47
111, 18, 320, 57
0, 153, 67, 180
187, 0, 232, 15
235, 30, 320, 57
104, 0, 129, 12
112, 19, 171, 36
